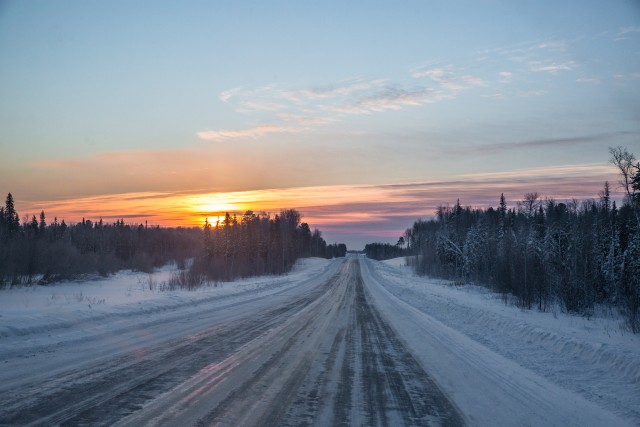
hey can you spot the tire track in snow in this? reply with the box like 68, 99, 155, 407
0, 267, 342, 426
0, 257, 463, 426
351, 259, 463, 427
279, 258, 463, 426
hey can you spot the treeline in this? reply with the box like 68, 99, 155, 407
0, 197, 346, 287
0, 195, 201, 286
402, 147, 640, 331
189, 209, 346, 282
364, 240, 407, 260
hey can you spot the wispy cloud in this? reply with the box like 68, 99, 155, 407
618, 26, 640, 36
536, 40, 568, 52
320, 86, 450, 115
516, 89, 547, 98
529, 60, 577, 74
576, 76, 600, 84
457, 131, 637, 154
287, 65, 488, 116
202, 28, 630, 146
219, 84, 290, 113
612, 72, 640, 81
614, 26, 640, 41
196, 124, 301, 141
298, 79, 387, 100
497, 71, 513, 84
461, 75, 484, 86
219, 87, 241, 103
278, 113, 336, 126
235, 100, 286, 113
213, 73, 465, 125
412, 65, 485, 91
412, 65, 453, 80
494, 37, 584, 78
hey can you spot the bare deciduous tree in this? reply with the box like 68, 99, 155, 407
609, 146, 640, 226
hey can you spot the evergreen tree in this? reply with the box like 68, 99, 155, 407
39, 211, 46, 234
29, 215, 39, 234
4, 193, 19, 234
599, 181, 611, 212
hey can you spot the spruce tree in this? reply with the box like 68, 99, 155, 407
39, 211, 46, 234
4, 193, 19, 233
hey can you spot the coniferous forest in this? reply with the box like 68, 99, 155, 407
370, 147, 640, 332
0, 201, 345, 287
189, 209, 346, 283
0, 206, 202, 284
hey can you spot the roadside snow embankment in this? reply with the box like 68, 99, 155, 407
0, 258, 332, 343
363, 256, 640, 425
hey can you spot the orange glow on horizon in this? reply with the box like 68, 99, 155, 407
13, 163, 621, 240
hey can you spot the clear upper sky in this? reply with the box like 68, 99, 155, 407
1, 1, 639, 249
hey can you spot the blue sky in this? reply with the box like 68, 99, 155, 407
1, 1, 639, 248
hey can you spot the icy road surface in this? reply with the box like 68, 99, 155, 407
0, 255, 636, 426
0, 257, 460, 426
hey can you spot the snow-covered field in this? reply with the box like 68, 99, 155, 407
366, 256, 640, 425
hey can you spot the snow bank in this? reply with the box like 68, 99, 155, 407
0, 257, 331, 340
364, 256, 640, 425
381, 256, 411, 268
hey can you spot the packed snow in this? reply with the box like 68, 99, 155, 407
1, 255, 638, 426
0, 258, 338, 392
363, 255, 639, 425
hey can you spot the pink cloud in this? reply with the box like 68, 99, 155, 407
15, 163, 622, 248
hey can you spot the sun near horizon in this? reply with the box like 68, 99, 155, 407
1, 1, 638, 250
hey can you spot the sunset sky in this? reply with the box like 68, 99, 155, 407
1, 1, 639, 249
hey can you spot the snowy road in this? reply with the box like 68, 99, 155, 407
0, 257, 461, 426
0, 255, 636, 426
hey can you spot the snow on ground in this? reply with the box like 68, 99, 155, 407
381, 256, 410, 268
2, 255, 638, 426
363, 255, 640, 425
0, 257, 332, 356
